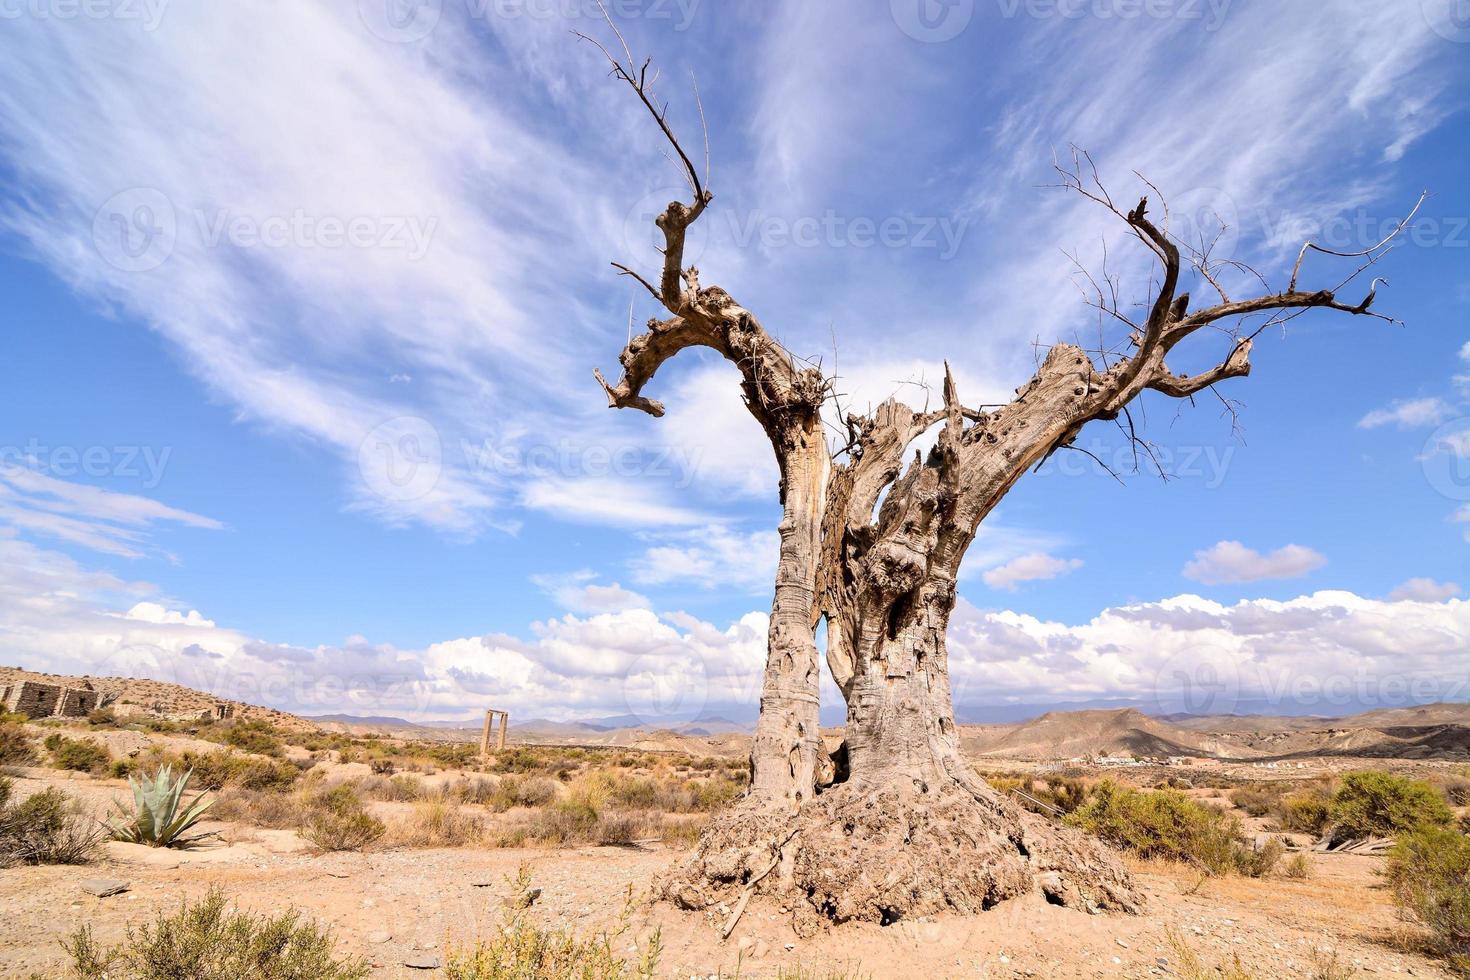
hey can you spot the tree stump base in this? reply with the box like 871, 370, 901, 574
663, 779, 1142, 937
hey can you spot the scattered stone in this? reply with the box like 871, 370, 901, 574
79, 879, 130, 897
403, 955, 441, 970
510, 887, 542, 909
366, 931, 393, 945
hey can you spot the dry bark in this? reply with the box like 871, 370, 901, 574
585, 36, 1408, 930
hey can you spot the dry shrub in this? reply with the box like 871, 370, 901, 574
658, 816, 706, 849
0, 716, 35, 766
0, 779, 103, 866
488, 775, 559, 812
1235, 837, 1284, 878
301, 786, 384, 852
444, 869, 660, 980
211, 788, 307, 829
1284, 852, 1313, 879
1229, 785, 1287, 819
385, 801, 484, 848
64, 887, 368, 980
595, 812, 656, 846
525, 800, 599, 845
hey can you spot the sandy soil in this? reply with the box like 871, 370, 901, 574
0, 805, 1452, 978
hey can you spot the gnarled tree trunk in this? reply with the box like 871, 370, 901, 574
583, 33, 1401, 932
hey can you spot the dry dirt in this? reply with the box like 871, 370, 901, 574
0, 766, 1456, 980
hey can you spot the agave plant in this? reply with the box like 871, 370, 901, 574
108, 765, 215, 848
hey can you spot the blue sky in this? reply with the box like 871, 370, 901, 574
1, 0, 1467, 723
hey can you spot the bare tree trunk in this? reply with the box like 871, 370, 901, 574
838, 586, 963, 792
748, 421, 829, 805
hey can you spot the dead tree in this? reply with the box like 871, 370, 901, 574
587, 35, 1414, 933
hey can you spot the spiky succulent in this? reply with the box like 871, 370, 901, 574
108, 765, 214, 848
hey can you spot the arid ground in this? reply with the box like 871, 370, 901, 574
2, 668, 1468, 979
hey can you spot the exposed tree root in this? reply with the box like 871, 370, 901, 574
663, 779, 1141, 937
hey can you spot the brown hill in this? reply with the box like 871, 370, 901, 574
961, 708, 1252, 761
0, 666, 316, 732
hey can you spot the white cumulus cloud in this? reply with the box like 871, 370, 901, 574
1183, 541, 1327, 585
981, 553, 1083, 592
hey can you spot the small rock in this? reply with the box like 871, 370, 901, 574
511, 887, 542, 909
1116, 939, 1129, 949
80, 879, 130, 898
365, 931, 393, 945
403, 956, 441, 970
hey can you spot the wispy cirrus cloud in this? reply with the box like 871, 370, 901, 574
0, 466, 220, 559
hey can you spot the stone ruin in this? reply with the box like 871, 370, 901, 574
1, 680, 107, 719
479, 708, 509, 756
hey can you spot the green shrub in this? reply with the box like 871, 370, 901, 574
1279, 792, 1333, 836
0, 779, 103, 866
65, 887, 369, 980
0, 717, 34, 765
108, 766, 215, 848
1329, 771, 1454, 840
301, 786, 383, 852
1386, 826, 1470, 974
171, 750, 300, 793
46, 734, 112, 773
1066, 781, 1246, 875
205, 720, 285, 757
